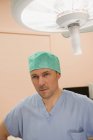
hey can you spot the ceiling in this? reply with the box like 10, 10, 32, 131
0, 0, 50, 35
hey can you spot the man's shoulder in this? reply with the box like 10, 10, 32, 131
64, 89, 89, 102
22, 93, 39, 106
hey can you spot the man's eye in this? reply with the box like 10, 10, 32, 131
32, 76, 38, 79
43, 73, 50, 77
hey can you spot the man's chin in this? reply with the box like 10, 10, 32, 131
38, 90, 49, 97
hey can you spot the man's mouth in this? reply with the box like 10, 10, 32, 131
39, 88, 48, 91
40, 89, 47, 91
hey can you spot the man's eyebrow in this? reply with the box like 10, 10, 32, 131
43, 71, 50, 73
42, 70, 52, 74
31, 70, 51, 76
31, 73, 38, 77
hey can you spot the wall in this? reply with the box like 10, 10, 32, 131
0, 33, 50, 120
50, 33, 93, 87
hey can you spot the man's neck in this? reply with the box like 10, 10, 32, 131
42, 88, 62, 112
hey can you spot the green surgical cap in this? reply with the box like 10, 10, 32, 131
28, 51, 61, 73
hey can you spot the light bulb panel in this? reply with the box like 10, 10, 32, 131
56, 11, 88, 29
11, 0, 93, 33
11, 0, 93, 55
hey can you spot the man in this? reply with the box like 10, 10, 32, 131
0, 51, 93, 140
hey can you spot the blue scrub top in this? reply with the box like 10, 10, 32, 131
4, 90, 93, 140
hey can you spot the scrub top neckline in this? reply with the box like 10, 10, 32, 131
37, 90, 66, 118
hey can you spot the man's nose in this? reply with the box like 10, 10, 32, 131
39, 77, 45, 86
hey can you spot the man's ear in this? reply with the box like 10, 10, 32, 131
57, 72, 61, 79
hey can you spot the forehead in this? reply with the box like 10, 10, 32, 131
30, 68, 55, 75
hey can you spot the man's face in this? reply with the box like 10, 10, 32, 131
30, 68, 61, 100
